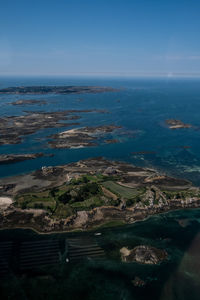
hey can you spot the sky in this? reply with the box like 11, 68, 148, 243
0, 0, 200, 76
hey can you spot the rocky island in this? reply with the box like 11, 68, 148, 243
10, 99, 47, 106
48, 125, 121, 149
0, 153, 44, 165
120, 245, 167, 264
165, 119, 192, 129
0, 157, 199, 233
0, 86, 117, 95
0, 109, 105, 145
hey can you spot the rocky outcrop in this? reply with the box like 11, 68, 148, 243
120, 245, 167, 264
165, 119, 192, 129
10, 99, 46, 106
0, 153, 44, 165
132, 277, 146, 287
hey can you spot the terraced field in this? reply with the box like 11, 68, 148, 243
102, 181, 140, 199
66, 237, 105, 262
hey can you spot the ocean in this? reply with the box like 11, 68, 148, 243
1, 76, 200, 184
0, 76, 200, 299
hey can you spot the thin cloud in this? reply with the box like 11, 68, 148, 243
155, 55, 200, 61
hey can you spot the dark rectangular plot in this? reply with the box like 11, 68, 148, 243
68, 242, 99, 246
69, 245, 101, 250
69, 250, 105, 258
21, 244, 59, 254
0, 242, 13, 246
68, 243, 100, 248
69, 253, 105, 262
67, 239, 96, 243
20, 257, 59, 269
67, 238, 96, 243
21, 240, 59, 249
0, 259, 10, 276
22, 239, 58, 245
69, 247, 103, 254
0, 242, 13, 250
0, 242, 13, 273
0, 252, 12, 259
20, 249, 60, 261
20, 254, 59, 265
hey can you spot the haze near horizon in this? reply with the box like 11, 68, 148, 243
1, 0, 200, 76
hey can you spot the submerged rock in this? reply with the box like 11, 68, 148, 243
132, 276, 146, 287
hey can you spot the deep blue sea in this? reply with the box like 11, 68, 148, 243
1, 76, 200, 185
1, 76, 200, 299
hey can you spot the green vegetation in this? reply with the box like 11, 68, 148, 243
14, 173, 148, 218
15, 174, 123, 218
126, 195, 141, 207
162, 189, 199, 200
15, 190, 57, 211
102, 181, 144, 202
95, 220, 126, 229
102, 181, 140, 199
71, 196, 105, 210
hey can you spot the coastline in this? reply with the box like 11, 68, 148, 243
0, 206, 199, 235
1, 200, 200, 234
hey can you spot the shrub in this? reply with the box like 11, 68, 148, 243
34, 203, 44, 209
58, 191, 72, 204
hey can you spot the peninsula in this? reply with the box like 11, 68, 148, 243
0, 157, 199, 233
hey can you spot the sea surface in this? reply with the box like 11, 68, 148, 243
1, 76, 200, 299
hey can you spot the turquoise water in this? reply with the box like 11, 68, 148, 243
1, 76, 200, 299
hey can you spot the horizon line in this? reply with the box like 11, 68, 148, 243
1, 72, 200, 78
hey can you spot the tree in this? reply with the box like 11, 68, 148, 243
58, 192, 71, 204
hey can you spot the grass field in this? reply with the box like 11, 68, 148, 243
102, 181, 140, 199
14, 173, 145, 216
71, 196, 105, 210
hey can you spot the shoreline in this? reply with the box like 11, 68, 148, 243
0, 204, 199, 235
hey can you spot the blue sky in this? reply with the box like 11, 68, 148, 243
1, 0, 200, 76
